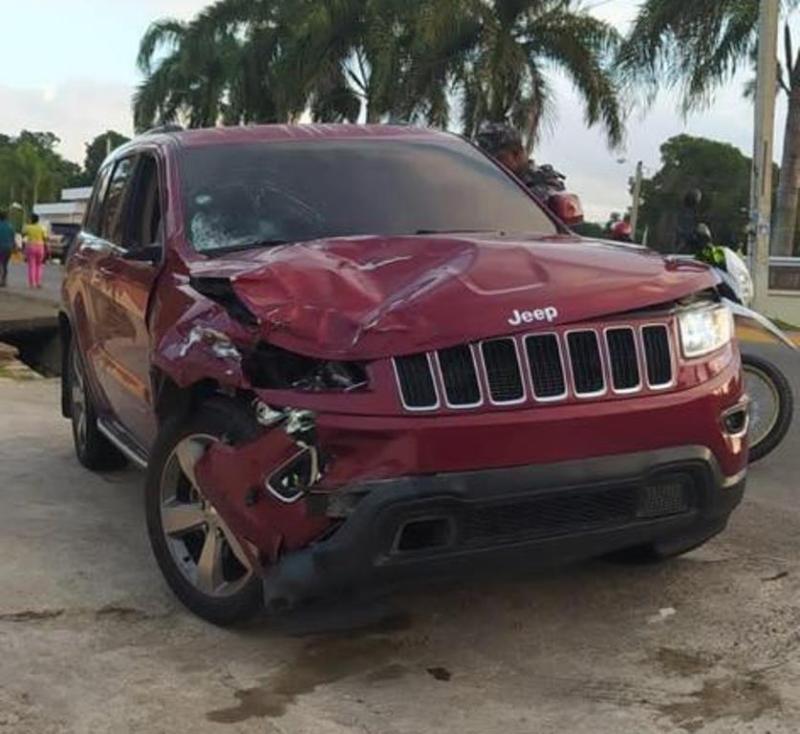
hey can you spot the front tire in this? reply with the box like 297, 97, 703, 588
743, 354, 794, 464
145, 398, 263, 626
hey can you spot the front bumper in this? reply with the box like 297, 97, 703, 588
262, 446, 745, 608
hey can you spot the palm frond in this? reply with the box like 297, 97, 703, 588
137, 19, 187, 74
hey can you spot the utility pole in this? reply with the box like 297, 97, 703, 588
749, 0, 780, 312
630, 160, 644, 241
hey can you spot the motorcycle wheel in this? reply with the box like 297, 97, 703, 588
743, 354, 794, 464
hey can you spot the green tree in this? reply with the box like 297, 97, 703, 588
280, 0, 420, 124
638, 135, 755, 252
83, 131, 131, 183
618, 1, 800, 255
0, 131, 82, 217
402, 0, 625, 147
134, 2, 290, 131
134, 0, 626, 147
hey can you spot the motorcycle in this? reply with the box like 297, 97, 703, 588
691, 225, 795, 463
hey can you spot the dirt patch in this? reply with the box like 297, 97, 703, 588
426, 666, 452, 682
0, 609, 64, 623
658, 674, 782, 733
94, 605, 153, 622
655, 647, 717, 677
366, 663, 409, 682
205, 634, 410, 723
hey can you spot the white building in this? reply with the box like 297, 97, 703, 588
34, 187, 92, 227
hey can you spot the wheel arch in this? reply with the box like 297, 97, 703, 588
59, 311, 73, 418
150, 368, 234, 428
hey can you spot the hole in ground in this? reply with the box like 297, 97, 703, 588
1, 327, 61, 377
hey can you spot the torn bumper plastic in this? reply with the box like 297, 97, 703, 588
260, 446, 746, 609
187, 359, 746, 606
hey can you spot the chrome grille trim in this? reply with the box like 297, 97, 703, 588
393, 319, 678, 412
393, 353, 440, 411
523, 333, 569, 402
433, 344, 484, 409
604, 326, 643, 395
640, 324, 675, 390
479, 337, 527, 405
565, 329, 607, 399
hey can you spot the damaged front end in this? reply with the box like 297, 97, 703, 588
186, 404, 329, 568
147, 237, 742, 610
149, 276, 377, 595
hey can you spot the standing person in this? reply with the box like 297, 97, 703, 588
22, 214, 47, 289
0, 211, 15, 287
475, 122, 567, 201
675, 189, 703, 253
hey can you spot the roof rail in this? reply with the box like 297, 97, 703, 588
142, 124, 184, 135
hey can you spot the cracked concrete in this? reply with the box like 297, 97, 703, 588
1, 343, 800, 733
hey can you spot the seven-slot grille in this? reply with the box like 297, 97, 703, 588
394, 322, 675, 411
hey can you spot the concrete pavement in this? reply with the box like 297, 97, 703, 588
2, 261, 62, 305
1, 343, 800, 733
0, 263, 60, 337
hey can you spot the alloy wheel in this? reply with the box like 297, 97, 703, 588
159, 434, 253, 598
70, 348, 88, 450
744, 364, 780, 450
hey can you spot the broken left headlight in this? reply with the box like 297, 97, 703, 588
244, 343, 369, 391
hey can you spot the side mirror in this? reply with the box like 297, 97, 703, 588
548, 193, 584, 227
122, 243, 162, 265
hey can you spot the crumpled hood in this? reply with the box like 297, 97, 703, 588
188, 234, 719, 359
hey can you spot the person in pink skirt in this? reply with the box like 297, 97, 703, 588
22, 214, 48, 288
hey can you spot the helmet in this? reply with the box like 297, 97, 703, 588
475, 123, 523, 156
684, 189, 703, 208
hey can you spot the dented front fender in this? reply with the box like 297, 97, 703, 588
190, 413, 331, 567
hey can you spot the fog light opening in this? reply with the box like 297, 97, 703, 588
722, 404, 749, 437
266, 448, 319, 503
394, 517, 454, 553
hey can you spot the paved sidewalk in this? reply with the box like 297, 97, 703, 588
3, 261, 61, 305
0, 262, 60, 335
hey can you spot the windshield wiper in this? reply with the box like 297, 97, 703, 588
414, 228, 506, 236
203, 239, 289, 257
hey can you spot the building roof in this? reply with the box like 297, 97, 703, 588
35, 202, 84, 216
61, 187, 93, 202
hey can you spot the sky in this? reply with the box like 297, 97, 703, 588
0, 0, 793, 221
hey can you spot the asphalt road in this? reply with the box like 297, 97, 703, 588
1, 344, 800, 734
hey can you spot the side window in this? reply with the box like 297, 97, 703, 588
100, 157, 136, 246
129, 156, 163, 249
84, 164, 113, 236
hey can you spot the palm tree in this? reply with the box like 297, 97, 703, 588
402, 0, 625, 149
618, 0, 800, 255
135, 0, 624, 149
260, 0, 418, 124
135, 1, 291, 130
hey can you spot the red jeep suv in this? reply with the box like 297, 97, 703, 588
61, 125, 748, 624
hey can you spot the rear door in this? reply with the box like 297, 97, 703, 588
66, 161, 116, 415
90, 153, 164, 447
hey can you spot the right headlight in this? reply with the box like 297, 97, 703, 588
678, 304, 734, 359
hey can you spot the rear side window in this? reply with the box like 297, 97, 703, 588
128, 155, 163, 249
100, 157, 136, 246
84, 164, 113, 236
